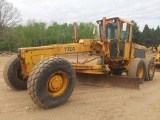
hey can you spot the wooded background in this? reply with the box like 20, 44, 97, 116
0, 0, 160, 51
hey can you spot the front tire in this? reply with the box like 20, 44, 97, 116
128, 58, 146, 84
27, 57, 76, 109
3, 55, 27, 90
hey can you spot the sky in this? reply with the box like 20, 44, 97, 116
7, 0, 160, 31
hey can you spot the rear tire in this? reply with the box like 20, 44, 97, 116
3, 55, 27, 90
128, 58, 146, 84
145, 59, 155, 81
27, 57, 76, 109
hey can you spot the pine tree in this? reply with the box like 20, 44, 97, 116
131, 20, 141, 44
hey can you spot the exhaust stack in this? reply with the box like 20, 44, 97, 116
73, 22, 78, 43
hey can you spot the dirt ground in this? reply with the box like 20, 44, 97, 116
0, 55, 160, 120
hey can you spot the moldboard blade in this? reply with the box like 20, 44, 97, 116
76, 73, 140, 89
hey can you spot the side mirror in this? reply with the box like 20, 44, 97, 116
122, 23, 127, 31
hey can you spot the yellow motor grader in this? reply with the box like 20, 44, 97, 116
153, 45, 160, 68
3, 17, 155, 109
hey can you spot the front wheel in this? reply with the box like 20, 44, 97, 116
3, 55, 27, 90
128, 58, 146, 84
27, 57, 76, 109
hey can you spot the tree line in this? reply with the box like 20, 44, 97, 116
0, 21, 95, 51
0, 20, 160, 51
132, 20, 160, 48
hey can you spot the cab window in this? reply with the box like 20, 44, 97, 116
106, 23, 118, 39
120, 23, 130, 41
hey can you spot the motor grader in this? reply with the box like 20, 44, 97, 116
3, 17, 155, 109
153, 45, 160, 68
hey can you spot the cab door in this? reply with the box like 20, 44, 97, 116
119, 23, 131, 59
106, 22, 118, 59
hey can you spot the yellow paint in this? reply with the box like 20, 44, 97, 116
149, 64, 154, 75
18, 17, 147, 78
153, 45, 160, 67
20, 40, 94, 75
47, 71, 68, 97
124, 42, 131, 59
138, 65, 144, 78
75, 69, 106, 74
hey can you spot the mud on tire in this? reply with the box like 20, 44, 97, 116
128, 58, 146, 84
3, 55, 27, 90
27, 57, 76, 109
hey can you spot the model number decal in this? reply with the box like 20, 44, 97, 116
64, 47, 75, 51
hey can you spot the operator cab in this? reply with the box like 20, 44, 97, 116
97, 17, 133, 59
97, 17, 132, 41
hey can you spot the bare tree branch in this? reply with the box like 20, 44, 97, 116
0, 0, 21, 32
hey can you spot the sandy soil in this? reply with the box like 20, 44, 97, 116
0, 55, 160, 120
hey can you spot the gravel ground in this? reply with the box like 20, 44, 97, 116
0, 55, 160, 120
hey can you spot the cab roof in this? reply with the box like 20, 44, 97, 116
97, 17, 133, 25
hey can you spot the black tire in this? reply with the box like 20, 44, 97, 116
27, 57, 76, 109
3, 55, 27, 90
145, 59, 155, 81
128, 58, 146, 84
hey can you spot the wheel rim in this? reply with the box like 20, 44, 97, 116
138, 65, 144, 78
16, 66, 26, 82
47, 71, 68, 97
149, 64, 154, 76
